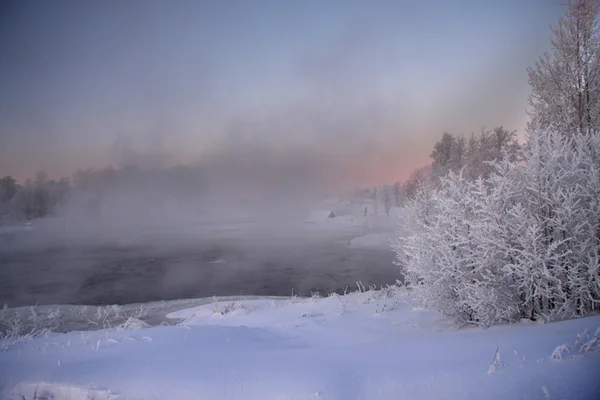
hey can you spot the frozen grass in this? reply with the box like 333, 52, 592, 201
0, 302, 154, 350
0, 282, 403, 348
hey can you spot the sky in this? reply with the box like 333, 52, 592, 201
0, 0, 564, 187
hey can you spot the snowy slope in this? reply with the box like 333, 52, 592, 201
1, 291, 600, 400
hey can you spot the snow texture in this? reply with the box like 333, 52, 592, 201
1, 291, 600, 400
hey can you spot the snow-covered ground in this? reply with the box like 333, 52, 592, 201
2, 289, 599, 400
4, 203, 598, 399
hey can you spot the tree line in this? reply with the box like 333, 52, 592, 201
359, 125, 521, 218
0, 172, 70, 221
0, 165, 209, 221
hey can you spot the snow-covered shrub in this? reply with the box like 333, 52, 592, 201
395, 130, 600, 326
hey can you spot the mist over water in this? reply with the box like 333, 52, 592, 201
0, 153, 400, 307
0, 195, 399, 308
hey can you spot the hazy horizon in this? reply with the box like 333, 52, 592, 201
1, 0, 564, 187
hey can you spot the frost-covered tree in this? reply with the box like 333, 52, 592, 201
431, 132, 458, 178
0, 176, 19, 205
506, 130, 600, 318
452, 136, 466, 172
7, 172, 71, 220
528, 0, 600, 134
392, 181, 404, 207
463, 132, 481, 180
372, 186, 379, 215
428, 128, 519, 183
0, 176, 19, 216
488, 127, 520, 161
395, 171, 476, 321
380, 184, 393, 216
463, 127, 520, 180
11, 179, 36, 220
395, 130, 600, 326
404, 165, 433, 200
393, 176, 437, 285
32, 171, 50, 218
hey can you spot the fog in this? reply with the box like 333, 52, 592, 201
0, 139, 402, 307
0, 164, 400, 307
0, 0, 564, 308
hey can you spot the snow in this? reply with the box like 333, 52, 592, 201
2, 291, 600, 400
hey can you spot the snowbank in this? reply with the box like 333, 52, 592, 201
2, 291, 600, 400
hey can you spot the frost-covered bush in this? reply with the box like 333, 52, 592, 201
394, 130, 600, 326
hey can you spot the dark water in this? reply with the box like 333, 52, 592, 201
0, 226, 399, 307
